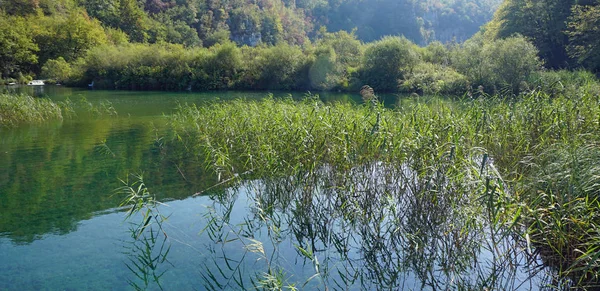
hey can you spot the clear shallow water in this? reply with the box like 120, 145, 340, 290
0, 88, 544, 290
0, 88, 368, 290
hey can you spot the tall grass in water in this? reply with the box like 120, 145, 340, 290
521, 144, 600, 288
0, 93, 64, 127
118, 173, 172, 290
168, 90, 600, 289
0, 93, 118, 128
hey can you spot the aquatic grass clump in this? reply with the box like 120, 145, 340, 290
466, 90, 600, 179
0, 94, 118, 128
167, 90, 600, 289
0, 93, 64, 127
193, 151, 527, 290
169, 95, 476, 182
521, 144, 600, 288
167, 95, 530, 289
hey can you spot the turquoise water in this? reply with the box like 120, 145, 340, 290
0, 88, 370, 290
0, 87, 543, 290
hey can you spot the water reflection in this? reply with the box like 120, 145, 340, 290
0, 118, 211, 244
191, 157, 544, 290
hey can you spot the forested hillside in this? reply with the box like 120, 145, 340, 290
0, 0, 500, 80
485, 0, 600, 72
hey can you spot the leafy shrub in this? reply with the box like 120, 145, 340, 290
420, 41, 450, 66
399, 62, 469, 95
450, 35, 541, 94
41, 57, 72, 84
360, 36, 420, 92
239, 43, 307, 90
309, 46, 342, 91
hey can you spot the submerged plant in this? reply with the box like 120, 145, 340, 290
118, 173, 172, 290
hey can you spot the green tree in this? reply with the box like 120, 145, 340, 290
485, 0, 575, 68
260, 13, 283, 45
482, 35, 541, 92
33, 10, 108, 69
0, 14, 39, 78
253, 43, 306, 90
41, 57, 72, 83
317, 29, 362, 67
118, 0, 149, 42
202, 42, 242, 89
567, 3, 600, 72
451, 35, 541, 92
310, 29, 363, 90
309, 46, 340, 90
360, 36, 419, 91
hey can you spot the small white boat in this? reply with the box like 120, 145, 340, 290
27, 80, 45, 86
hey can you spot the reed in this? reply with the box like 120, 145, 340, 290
166, 89, 600, 289
0, 93, 64, 127
0, 93, 119, 128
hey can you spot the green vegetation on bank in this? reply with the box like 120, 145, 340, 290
0, 0, 503, 87
166, 83, 600, 287
44, 33, 547, 94
4, 0, 600, 96
486, 0, 600, 72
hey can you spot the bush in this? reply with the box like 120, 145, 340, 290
309, 46, 342, 91
41, 57, 72, 84
360, 36, 420, 92
450, 35, 541, 94
74, 43, 201, 90
399, 62, 469, 95
199, 42, 243, 90
527, 69, 600, 97
240, 43, 307, 90
421, 41, 450, 66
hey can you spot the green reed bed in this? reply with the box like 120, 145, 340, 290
168, 91, 600, 289
0, 93, 64, 127
0, 93, 118, 128
170, 96, 473, 179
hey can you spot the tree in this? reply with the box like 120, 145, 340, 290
485, 0, 575, 68
309, 46, 340, 90
0, 14, 38, 78
260, 13, 283, 45
253, 43, 305, 89
567, 3, 600, 72
203, 42, 242, 89
451, 35, 541, 92
482, 35, 541, 92
33, 10, 108, 69
41, 57, 72, 82
360, 36, 420, 91
118, 0, 150, 42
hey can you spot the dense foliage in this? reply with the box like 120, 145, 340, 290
48, 33, 545, 95
0, 0, 501, 82
485, 0, 600, 72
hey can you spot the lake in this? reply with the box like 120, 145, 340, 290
1, 87, 544, 290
